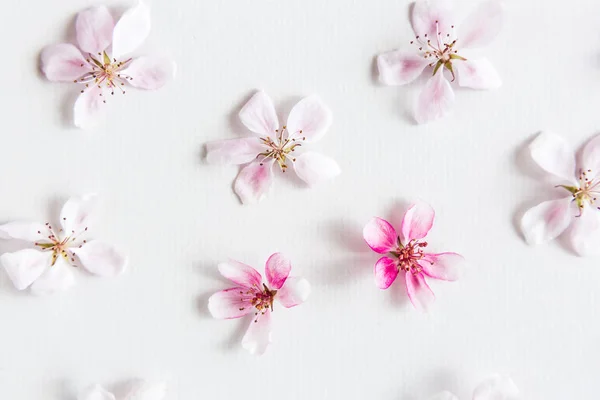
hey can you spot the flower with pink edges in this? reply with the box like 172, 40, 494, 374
208, 253, 310, 355
79, 381, 166, 400
363, 200, 464, 311
428, 375, 520, 400
521, 132, 600, 256
206, 91, 341, 204
377, 0, 504, 123
41, 1, 175, 128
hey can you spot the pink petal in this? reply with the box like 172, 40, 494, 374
374, 256, 399, 289
123, 381, 166, 400
276, 277, 311, 308
411, 0, 455, 38
405, 271, 435, 312
454, 58, 501, 89
41, 44, 89, 82
581, 133, 600, 180
29, 258, 76, 295
293, 152, 341, 186
569, 210, 600, 257
241, 309, 272, 355
205, 138, 264, 165
75, 240, 127, 277
73, 85, 105, 129
459, 0, 504, 49
1, 249, 49, 290
286, 95, 332, 142
414, 72, 455, 124
377, 50, 429, 85
420, 252, 464, 281
60, 194, 98, 235
400, 200, 435, 244
207, 287, 254, 319
265, 252, 291, 289
218, 260, 263, 288
120, 56, 175, 90
521, 197, 574, 245
238, 91, 279, 137
529, 131, 577, 183
75, 5, 115, 54
111, 1, 151, 59
363, 217, 398, 254
233, 160, 274, 205
0, 222, 51, 243
472, 375, 520, 400
78, 384, 116, 400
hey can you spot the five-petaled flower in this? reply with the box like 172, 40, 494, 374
363, 200, 464, 311
0, 194, 127, 295
79, 381, 166, 400
377, 0, 504, 123
521, 132, 600, 256
208, 253, 310, 355
206, 91, 341, 204
41, 1, 175, 128
427, 375, 519, 400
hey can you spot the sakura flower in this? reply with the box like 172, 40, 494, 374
41, 2, 175, 128
521, 132, 600, 256
377, 0, 504, 123
206, 91, 341, 204
363, 200, 464, 311
428, 375, 520, 400
0, 194, 127, 295
79, 381, 166, 400
208, 253, 310, 355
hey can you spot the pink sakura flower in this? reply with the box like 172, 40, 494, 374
363, 200, 464, 311
521, 132, 600, 256
79, 381, 166, 400
41, 2, 175, 128
208, 253, 310, 355
377, 0, 504, 123
0, 194, 127, 295
428, 375, 520, 400
206, 91, 341, 204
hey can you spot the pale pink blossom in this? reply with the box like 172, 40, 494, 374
428, 375, 520, 400
0, 194, 127, 295
206, 91, 341, 204
377, 0, 504, 123
363, 200, 464, 311
41, 2, 175, 128
79, 381, 166, 400
208, 253, 310, 355
521, 132, 600, 256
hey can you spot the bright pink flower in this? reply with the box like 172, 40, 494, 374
428, 375, 519, 400
208, 253, 310, 355
363, 200, 464, 311
521, 132, 600, 256
41, 2, 175, 128
206, 91, 341, 204
377, 0, 504, 124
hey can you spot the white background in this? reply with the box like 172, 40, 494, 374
1, 0, 599, 399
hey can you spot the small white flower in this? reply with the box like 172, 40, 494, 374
79, 381, 166, 400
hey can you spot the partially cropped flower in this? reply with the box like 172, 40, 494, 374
41, 2, 175, 128
208, 253, 310, 355
0, 194, 127, 295
521, 132, 600, 256
377, 0, 504, 123
363, 200, 464, 311
79, 381, 166, 400
428, 375, 519, 400
206, 91, 341, 204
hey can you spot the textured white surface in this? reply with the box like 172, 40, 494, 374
1, 0, 599, 399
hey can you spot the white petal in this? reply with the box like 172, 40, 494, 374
238, 91, 279, 137
529, 131, 577, 182
429, 392, 459, 400
76, 5, 115, 54
41, 44, 89, 82
411, 0, 455, 38
581, 133, 600, 180
233, 160, 274, 205
205, 138, 264, 165
242, 310, 272, 355
414, 72, 455, 124
0, 222, 50, 243
521, 197, 574, 245
277, 277, 311, 308
124, 381, 167, 400
293, 152, 341, 186
111, 1, 151, 59
570, 210, 600, 257
286, 95, 332, 143
73, 85, 106, 129
473, 375, 520, 400
1, 249, 50, 290
377, 50, 429, 86
120, 56, 175, 90
459, 0, 504, 49
78, 385, 116, 400
76, 240, 127, 277
60, 194, 98, 235
454, 58, 501, 89
29, 258, 76, 295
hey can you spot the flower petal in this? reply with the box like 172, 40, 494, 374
75, 240, 127, 277
286, 95, 332, 142
454, 58, 501, 89
529, 131, 577, 183
78, 384, 116, 400
60, 193, 98, 235
0, 222, 51, 243
581, 133, 600, 180
233, 160, 274, 205
473, 375, 520, 400
293, 152, 341, 186
205, 138, 263, 165
459, 0, 504, 49
521, 197, 573, 245
374, 256, 399, 289
41, 44, 89, 82
429, 392, 459, 400
363, 217, 398, 254
265, 252, 291, 289
377, 50, 429, 85
120, 56, 175, 90
401, 200, 435, 244
73, 85, 105, 129
569, 210, 600, 257
242, 310, 272, 355
29, 258, 75, 295
124, 381, 166, 400
238, 91, 279, 137
208, 287, 254, 319
277, 277, 311, 308
111, 1, 151, 59
1, 249, 49, 290
405, 271, 435, 312
218, 260, 263, 288
76, 5, 115, 54
411, 0, 455, 38
414, 72, 455, 124
420, 252, 464, 281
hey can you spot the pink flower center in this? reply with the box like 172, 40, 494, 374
75, 51, 134, 101
258, 126, 306, 171
392, 239, 428, 274
34, 222, 88, 266
411, 21, 465, 81
239, 283, 277, 322
563, 168, 600, 213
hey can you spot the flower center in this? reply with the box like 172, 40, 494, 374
75, 51, 134, 101
238, 283, 277, 323
561, 169, 600, 214
411, 21, 466, 81
259, 126, 305, 171
392, 239, 428, 274
34, 222, 88, 266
